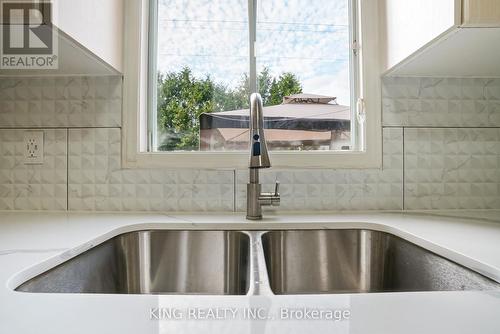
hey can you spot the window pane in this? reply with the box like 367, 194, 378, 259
155, 0, 249, 151
255, 0, 352, 151
154, 0, 353, 152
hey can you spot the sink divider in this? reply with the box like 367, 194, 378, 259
246, 231, 274, 296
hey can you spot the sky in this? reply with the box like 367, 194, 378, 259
157, 0, 351, 106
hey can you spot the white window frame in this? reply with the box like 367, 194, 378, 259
122, 0, 382, 169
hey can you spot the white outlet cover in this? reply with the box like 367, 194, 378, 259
23, 131, 44, 164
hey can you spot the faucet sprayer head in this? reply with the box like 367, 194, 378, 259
249, 93, 271, 169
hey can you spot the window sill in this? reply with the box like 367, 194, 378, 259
122, 148, 382, 170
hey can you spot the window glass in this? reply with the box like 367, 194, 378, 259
154, 0, 352, 152
156, 0, 249, 151
255, 0, 351, 151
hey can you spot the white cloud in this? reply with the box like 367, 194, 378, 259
302, 66, 351, 105
158, 0, 350, 102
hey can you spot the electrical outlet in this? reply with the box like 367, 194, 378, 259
24, 131, 44, 165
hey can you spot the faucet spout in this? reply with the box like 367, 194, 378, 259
249, 93, 271, 169
246, 93, 280, 220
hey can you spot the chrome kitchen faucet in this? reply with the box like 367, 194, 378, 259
246, 93, 280, 220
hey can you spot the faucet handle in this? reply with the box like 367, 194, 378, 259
257, 180, 281, 207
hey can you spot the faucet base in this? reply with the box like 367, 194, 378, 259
246, 215, 263, 221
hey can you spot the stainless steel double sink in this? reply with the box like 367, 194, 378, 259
16, 229, 500, 295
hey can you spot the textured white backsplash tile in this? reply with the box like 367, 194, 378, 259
405, 128, 500, 210
67, 128, 234, 212
0, 129, 67, 210
0, 76, 122, 128
1, 75, 500, 212
235, 128, 404, 211
383, 77, 500, 127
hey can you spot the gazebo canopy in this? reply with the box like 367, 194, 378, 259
200, 94, 351, 132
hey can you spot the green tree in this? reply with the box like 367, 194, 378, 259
225, 67, 275, 107
212, 81, 247, 112
269, 73, 303, 106
157, 67, 215, 151
258, 67, 273, 106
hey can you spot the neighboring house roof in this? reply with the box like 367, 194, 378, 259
200, 94, 350, 132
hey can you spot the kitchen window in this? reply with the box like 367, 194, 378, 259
123, 0, 381, 168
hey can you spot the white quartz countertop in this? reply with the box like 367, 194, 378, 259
0, 210, 500, 334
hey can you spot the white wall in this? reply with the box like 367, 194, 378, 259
53, 0, 123, 72
380, 0, 457, 71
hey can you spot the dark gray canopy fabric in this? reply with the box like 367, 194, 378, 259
200, 94, 351, 132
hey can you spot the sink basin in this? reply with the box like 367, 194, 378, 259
262, 229, 500, 295
16, 230, 250, 295
15, 228, 499, 296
